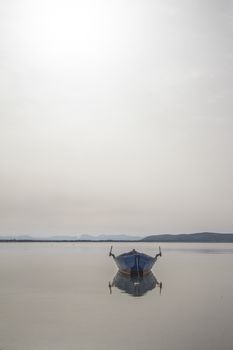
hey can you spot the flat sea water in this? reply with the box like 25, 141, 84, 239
0, 242, 233, 350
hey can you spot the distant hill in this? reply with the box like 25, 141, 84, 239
1, 232, 233, 242
0, 235, 79, 241
141, 232, 233, 243
79, 234, 141, 241
0, 234, 141, 242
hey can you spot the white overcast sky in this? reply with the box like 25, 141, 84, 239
0, 0, 233, 236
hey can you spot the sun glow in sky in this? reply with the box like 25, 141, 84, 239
1, 0, 233, 236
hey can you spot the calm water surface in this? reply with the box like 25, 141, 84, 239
0, 242, 233, 350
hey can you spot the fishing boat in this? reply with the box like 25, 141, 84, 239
109, 246, 162, 275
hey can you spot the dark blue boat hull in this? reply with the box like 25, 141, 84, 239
114, 250, 156, 275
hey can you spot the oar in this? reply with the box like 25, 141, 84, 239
109, 246, 113, 257
159, 246, 162, 257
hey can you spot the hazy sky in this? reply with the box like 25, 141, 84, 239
1, 0, 233, 236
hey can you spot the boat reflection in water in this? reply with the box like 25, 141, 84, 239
109, 271, 162, 297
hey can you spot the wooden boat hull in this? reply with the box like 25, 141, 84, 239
113, 250, 156, 275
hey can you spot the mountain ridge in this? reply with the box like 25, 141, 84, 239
0, 234, 141, 241
142, 232, 233, 242
0, 232, 233, 242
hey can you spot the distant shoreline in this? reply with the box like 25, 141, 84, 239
0, 239, 142, 243
1, 232, 233, 243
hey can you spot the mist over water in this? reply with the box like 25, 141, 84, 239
0, 242, 233, 350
